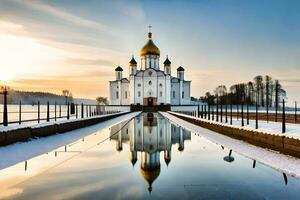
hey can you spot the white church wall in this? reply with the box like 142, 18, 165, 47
134, 76, 143, 105
143, 69, 158, 99
109, 81, 120, 105
171, 82, 180, 105
181, 81, 191, 105
121, 81, 130, 105
129, 76, 135, 104
157, 76, 167, 105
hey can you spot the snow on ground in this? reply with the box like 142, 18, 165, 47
0, 112, 140, 170
169, 111, 300, 139
161, 112, 300, 179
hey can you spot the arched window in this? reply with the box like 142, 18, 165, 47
159, 83, 163, 87
148, 81, 152, 85
138, 91, 141, 97
172, 91, 175, 98
116, 91, 119, 99
137, 83, 141, 87
182, 91, 185, 98
160, 91, 163, 97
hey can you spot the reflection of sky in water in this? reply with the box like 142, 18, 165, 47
0, 113, 300, 199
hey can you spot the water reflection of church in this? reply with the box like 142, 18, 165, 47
110, 113, 191, 192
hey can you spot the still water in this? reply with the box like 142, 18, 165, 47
0, 112, 300, 199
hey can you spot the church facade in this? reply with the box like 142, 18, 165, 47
109, 30, 191, 106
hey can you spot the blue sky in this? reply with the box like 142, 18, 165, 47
0, 0, 299, 104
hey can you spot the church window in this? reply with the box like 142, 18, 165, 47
125, 91, 128, 99
160, 91, 162, 97
172, 91, 175, 98
159, 83, 163, 87
137, 83, 141, 87
138, 91, 141, 97
182, 91, 185, 98
148, 81, 152, 85
116, 91, 119, 99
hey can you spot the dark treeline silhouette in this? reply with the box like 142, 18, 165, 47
199, 75, 287, 107
0, 88, 96, 105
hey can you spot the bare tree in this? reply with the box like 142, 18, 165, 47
96, 97, 108, 105
62, 90, 72, 105
254, 76, 263, 106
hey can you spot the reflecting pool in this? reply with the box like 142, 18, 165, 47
0, 112, 300, 199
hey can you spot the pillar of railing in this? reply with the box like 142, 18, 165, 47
54, 101, 57, 121
220, 104, 223, 123
237, 104, 239, 120
197, 104, 200, 118
81, 103, 84, 118
86, 105, 88, 117
230, 101, 232, 125
225, 103, 228, 123
241, 103, 244, 127
67, 103, 70, 120
76, 104, 78, 119
47, 101, 50, 122
208, 104, 210, 120
216, 101, 219, 122
38, 101, 40, 123
255, 100, 258, 129
18, 101, 21, 124
204, 105, 207, 119
89, 105, 92, 117
295, 101, 297, 123
282, 99, 286, 133
59, 104, 62, 118
246, 102, 249, 125
212, 105, 214, 121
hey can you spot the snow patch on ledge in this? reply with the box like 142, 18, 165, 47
161, 111, 300, 179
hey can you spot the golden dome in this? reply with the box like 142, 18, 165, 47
140, 167, 161, 192
140, 32, 160, 57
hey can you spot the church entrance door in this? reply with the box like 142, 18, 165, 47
147, 97, 153, 106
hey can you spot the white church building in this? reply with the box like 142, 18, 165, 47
109, 29, 191, 106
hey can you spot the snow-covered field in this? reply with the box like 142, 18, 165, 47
0, 112, 139, 170
161, 112, 300, 179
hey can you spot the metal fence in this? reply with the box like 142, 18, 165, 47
171, 100, 299, 133
0, 102, 130, 127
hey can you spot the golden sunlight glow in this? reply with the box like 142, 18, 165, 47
0, 33, 66, 79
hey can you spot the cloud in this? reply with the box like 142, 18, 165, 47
64, 58, 114, 67
11, 0, 106, 32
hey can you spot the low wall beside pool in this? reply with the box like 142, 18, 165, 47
168, 111, 300, 159
0, 112, 130, 146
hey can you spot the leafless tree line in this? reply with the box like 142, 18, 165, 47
200, 75, 286, 108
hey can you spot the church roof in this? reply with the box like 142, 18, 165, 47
115, 66, 123, 71
163, 57, 171, 65
140, 32, 160, 57
129, 56, 137, 65
177, 66, 185, 71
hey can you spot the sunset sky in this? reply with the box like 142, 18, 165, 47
0, 0, 299, 104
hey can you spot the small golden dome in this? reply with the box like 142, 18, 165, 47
140, 32, 160, 57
